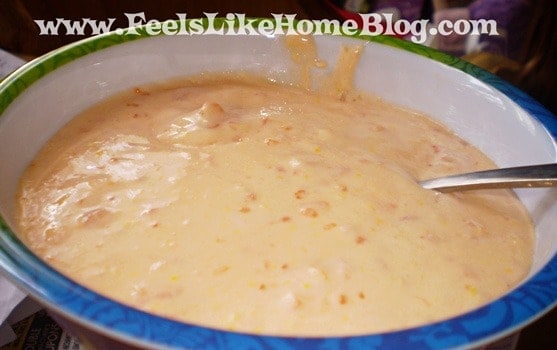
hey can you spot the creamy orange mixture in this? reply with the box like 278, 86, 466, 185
15, 74, 533, 336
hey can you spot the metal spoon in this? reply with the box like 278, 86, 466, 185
419, 163, 557, 193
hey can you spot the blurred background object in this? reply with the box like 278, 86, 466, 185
327, 0, 556, 115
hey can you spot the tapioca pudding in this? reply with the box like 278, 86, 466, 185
16, 73, 534, 336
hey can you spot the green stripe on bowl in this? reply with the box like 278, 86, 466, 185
0, 24, 156, 116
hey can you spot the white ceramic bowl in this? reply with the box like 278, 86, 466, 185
0, 22, 556, 349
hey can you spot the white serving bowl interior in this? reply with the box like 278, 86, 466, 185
0, 30, 556, 349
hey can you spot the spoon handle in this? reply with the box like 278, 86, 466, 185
419, 163, 557, 193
